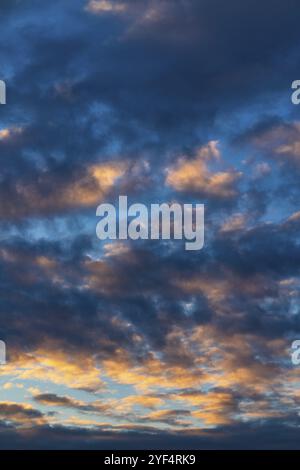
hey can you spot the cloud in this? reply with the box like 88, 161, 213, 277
144, 409, 191, 427
0, 402, 46, 427
0, 0, 300, 450
166, 142, 241, 198
220, 213, 248, 233
86, 0, 127, 14
0, 161, 126, 220
0, 127, 23, 141
34, 393, 108, 414
237, 120, 300, 181
4, 349, 103, 392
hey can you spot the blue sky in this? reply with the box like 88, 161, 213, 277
0, 0, 300, 449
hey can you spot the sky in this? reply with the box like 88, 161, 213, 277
0, 0, 300, 449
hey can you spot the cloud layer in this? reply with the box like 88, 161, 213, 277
0, 0, 300, 449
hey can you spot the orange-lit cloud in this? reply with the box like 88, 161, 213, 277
86, 0, 127, 14
2, 348, 103, 392
1, 161, 126, 219
166, 142, 241, 198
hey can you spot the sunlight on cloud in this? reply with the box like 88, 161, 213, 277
166, 141, 242, 198
2, 349, 103, 392
0, 127, 23, 141
86, 0, 127, 14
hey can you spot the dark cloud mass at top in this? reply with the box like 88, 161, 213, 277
0, 0, 300, 449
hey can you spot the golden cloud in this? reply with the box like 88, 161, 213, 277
2, 348, 103, 392
166, 141, 241, 198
